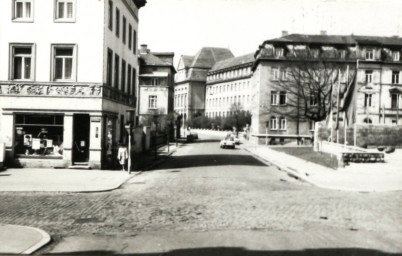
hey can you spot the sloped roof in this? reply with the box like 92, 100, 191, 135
190, 47, 234, 69
210, 53, 255, 72
181, 55, 195, 68
267, 34, 356, 45
265, 34, 402, 47
139, 52, 173, 67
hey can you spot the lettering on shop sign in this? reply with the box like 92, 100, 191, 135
0, 84, 102, 97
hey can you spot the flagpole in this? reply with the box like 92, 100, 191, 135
354, 60, 359, 149
336, 69, 341, 143
344, 65, 349, 146
344, 111, 347, 145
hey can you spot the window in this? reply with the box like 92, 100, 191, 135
149, 96, 157, 109
364, 93, 372, 107
311, 49, 320, 58
279, 91, 287, 105
270, 116, 277, 130
272, 68, 279, 81
108, 0, 113, 30
281, 69, 287, 81
11, 44, 34, 80
52, 45, 76, 81
339, 49, 346, 59
271, 91, 278, 105
114, 54, 119, 88
115, 8, 120, 37
391, 94, 399, 109
309, 120, 315, 131
393, 51, 400, 61
366, 49, 374, 60
363, 118, 372, 124
128, 24, 132, 50
122, 16, 126, 44
14, 114, 64, 157
133, 29, 137, 54
13, 0, 33, 21
279, 117, 287, 130
365, 70, 373, 84
151, 78, 159, 85
392, 71, 399, 84
310, 95, 318, 106
106, 48, 113, 86
55, 0, 75, 21
132, 67, 136, 98
127, 64, 131, 95
276, 48, 284, 57
121, 59, 126, 92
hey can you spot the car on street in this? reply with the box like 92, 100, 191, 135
220, 137, 236, 149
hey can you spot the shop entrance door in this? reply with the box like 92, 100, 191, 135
73, 114, 90, 164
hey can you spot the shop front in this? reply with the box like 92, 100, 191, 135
1, 110, 119, 169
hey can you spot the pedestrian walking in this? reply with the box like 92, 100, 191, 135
117, 142, 128, 172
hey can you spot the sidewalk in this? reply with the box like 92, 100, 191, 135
0, 224, 51, 254
245, 143, 402, 192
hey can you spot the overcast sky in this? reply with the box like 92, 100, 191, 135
139, 0, 402, 67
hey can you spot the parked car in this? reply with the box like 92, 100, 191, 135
220, 137, 236, 149
190, 132, 198, 139
233, 136, 240, 145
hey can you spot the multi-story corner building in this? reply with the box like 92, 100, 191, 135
174, 47, 234, 124
138, 44, 175, 127
0, 0, 146, 169
205, 53, 254, 118
251, 33, 402, 141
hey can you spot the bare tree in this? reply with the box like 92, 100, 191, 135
271, 51, 357, 127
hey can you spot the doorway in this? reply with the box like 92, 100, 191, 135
73, 114, 90, 164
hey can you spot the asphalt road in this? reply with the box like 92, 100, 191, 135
0, 133, 401, 255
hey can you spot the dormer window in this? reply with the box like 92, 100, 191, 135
366, 49, 374, 60
393, 51, 400, 61
310, 49, 320, 58
339, 49, 346, 58
276, 48, 284, 57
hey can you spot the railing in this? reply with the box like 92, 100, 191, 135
0, 81, 135, 106
102, 86, 135, 106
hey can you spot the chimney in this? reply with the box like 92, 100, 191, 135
281, 30, 288, 37
140, 44, 149, 54
320, 30, 327, 35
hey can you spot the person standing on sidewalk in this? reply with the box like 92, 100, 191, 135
117, 143, 128, 172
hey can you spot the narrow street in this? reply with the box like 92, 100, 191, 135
0, 133, 401, 255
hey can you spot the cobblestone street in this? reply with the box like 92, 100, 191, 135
0, 135, 401, 254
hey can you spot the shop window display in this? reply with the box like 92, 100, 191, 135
14, 114, 64, 157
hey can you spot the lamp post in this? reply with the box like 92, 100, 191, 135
125, 109, 136, 174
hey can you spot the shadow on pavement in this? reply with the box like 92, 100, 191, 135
191, 139, 220, 143
158, 154, 268, 169
44, 247, 400, 256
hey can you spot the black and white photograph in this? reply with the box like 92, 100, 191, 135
0, 0, 401, 255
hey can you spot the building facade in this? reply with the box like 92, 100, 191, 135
205, 53, 254, 118
174, 47, 234, 124
138, 44, 175, 128
0, 0, 146, 168
251, 33, 402, 142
